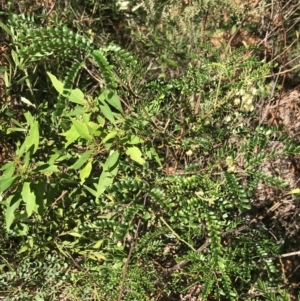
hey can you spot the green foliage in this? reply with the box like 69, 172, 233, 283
0, 1, 298, 300
254, 279, 291, 301
0, 246, 72, 300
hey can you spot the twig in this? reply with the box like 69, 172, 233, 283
225, 0, 260, 51
160, 216, 196, 252
49, 190, 68, 210
117, 196, 145, 301
46, 0, 57, 17
280, 250, 300, 258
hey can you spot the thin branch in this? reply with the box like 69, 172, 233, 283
280, 250, 300, 258
117, 196, 145, 301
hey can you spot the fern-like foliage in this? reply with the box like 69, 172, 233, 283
16, 25, 93, 60
5, 15, 137, 98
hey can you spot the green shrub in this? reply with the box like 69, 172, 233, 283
0, 2, 297, 300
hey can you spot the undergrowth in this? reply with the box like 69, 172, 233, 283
0, 0, 300, 300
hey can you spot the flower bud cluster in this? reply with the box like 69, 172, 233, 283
234, 85, 258, 112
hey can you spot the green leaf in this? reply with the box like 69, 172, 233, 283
128, 135, 144, 144
24, 111, 34, 126
69, 150, 94, 170
21, 182, 37, 217
231, 24, 237, 34
122, 135, 144, 145
35, 164, 59, 173
126, 146, 145, 165
60, 125, 80, 147
66, 106, 86, 117
0, 176, 17, 193
4, 70, 9, 88
218, 256, 226, 270
47, 72, 63, 94
96, 151, 119, 197
83, 185, 98, 197
99, 99, 115, 124
11, 49, 20, 66
25, 120, 39, 154
31, 180, 46, 216
97, 115, 105, 127
82, 113, 91, 123
105, 90, 123, 113
67, 232, 82, 238
80, 161, 92, 184
15, 223, 29, 236
0, 22, 12, 36
18, 244, 29, 254
148, 147, 162, 167
87, 251, 106, 261
48, 151, 60, 165
71, 118, 93, 141
87, 122, 101, 136
15, 141, 26, 157
103, 131, 118, 143
104, 140, 113, 151
6, 195, 21, 230
0, 161, 15, 178
10, 118, 23, 128
7, 128, 27, 133
24, 150, 31, 167
69, 88, 87, 105
92, 239, 104, 249
103, 150, 119, 170
290, 188, 300, 195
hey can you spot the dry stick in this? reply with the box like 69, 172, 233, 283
258, 66, 281, 125
44, 190, 68, 218
117, 195, 145, 301
287, 262, 300, 280
280, 250, 300, 258
225, 0, 260, 51
274, 0, 288, 118
41, 0, 57, 25
266, 62, 300, 78
46, 0, 57, 17
260, 1, 293, 127
116, 237, 137, 301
